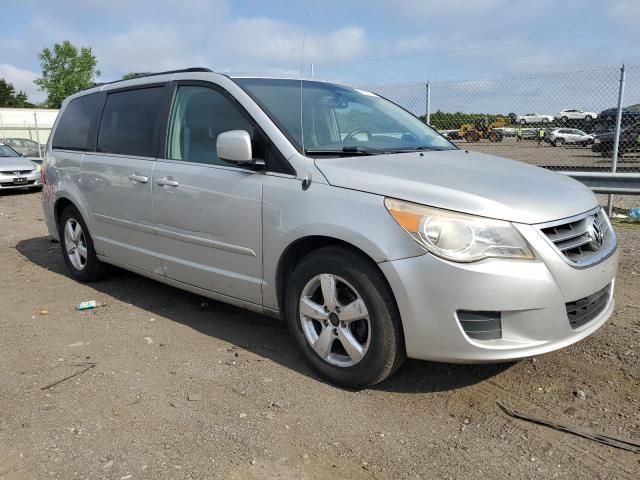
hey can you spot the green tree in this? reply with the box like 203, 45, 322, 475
0, 78, 31, 107
34, 40, 100, 108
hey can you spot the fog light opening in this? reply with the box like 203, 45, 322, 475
457, 310, 502, 341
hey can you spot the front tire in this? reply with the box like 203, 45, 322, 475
285, 246, 405, 388
58, 206, 110, 282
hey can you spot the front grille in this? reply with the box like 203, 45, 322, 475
0, 169, 33, 175
540, 208, 612, 266
566, 284, 611, 329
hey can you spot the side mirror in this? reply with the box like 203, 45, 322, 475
217, 130, 253, 163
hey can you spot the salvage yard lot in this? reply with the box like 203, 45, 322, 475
1, 191, 639, 479
456, 137, 640, 169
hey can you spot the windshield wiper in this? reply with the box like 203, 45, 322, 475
304, 147, 377, 156
342, 145, 389, 155
410, 145, 452, 151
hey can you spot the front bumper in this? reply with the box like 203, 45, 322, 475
380, 222, 618, 363
0, 170, 41, 189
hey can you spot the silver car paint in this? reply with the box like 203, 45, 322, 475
314, 150, 598, 224
0, 155, 41, 189
151, 159, 264, 304
41, 71, 618, 364
81, 152, 161, 273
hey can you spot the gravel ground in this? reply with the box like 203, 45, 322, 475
0, 191, 639, 480
457, 138, 640, 210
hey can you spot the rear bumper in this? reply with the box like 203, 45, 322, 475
379, 224, 618, 363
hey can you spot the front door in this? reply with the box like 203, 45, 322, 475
81, 86, 166, 273
152, 84, 264, 304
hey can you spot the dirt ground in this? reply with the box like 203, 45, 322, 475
0, 190, 639, 480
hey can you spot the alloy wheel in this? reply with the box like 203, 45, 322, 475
64, 218, 88, 271
299, 273, 371, 367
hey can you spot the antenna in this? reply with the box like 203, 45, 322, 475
300, 14, 311, 191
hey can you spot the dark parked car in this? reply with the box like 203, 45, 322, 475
598, 108, 640, 124
591, 123, 640, 157
0, 138, 44, 158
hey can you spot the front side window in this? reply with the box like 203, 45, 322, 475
234, 78, 454, 155
97, 87, 164, 157
52, 93, 101, 151
167, 85, 254, 167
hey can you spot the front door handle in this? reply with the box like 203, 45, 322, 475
156, 177, 179, 187
128, 173, 149, 183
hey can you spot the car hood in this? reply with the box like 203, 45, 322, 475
0, 157, 37, 172
314, 149, 598, 224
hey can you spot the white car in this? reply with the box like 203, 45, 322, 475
546, 128, 594, 146
555, 109, 598, 122
515, 113, 554, 124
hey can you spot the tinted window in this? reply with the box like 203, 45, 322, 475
97, 87, 164, 157
52, 93, 100, 151
167, 86, 254, 167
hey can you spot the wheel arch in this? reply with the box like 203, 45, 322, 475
54, 196, 77, 225
275, 235, 398, 317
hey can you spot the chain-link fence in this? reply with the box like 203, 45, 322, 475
366, 66, 640, 174
0, 109, 59, 159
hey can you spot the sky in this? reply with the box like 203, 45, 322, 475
1, 0, 640, 112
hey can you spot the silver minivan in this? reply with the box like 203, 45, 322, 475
42, 68, 618, 388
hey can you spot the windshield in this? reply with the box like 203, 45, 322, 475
234, 78, 455, 154
0, 144, 20, 157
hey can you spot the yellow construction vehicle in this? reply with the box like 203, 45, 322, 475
458, 116, 507, 142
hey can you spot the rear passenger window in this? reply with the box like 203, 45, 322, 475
97, 87, 164, 157
52, 93, 101, 151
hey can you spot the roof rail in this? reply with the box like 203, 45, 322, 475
92, 67, 214, 87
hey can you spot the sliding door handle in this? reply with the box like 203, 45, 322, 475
128, 173, 149, 183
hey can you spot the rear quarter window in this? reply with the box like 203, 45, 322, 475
97, 87, 164, 157
52, 93, 101, 151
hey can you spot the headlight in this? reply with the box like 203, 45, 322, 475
385, 198, 533, 262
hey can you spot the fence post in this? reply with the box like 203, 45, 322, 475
425, 82, 431, 125
607, 64, 626, 216
34, 112, 43, 158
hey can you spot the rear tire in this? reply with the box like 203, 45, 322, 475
58, 206, 111, 282
285, 246, 405, 389
542, 118, 549, 124
554, 138, 565, 147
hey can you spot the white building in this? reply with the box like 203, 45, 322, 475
0, 108, 59, 144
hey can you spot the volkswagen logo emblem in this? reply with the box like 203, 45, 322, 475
586, 215, 605, 250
